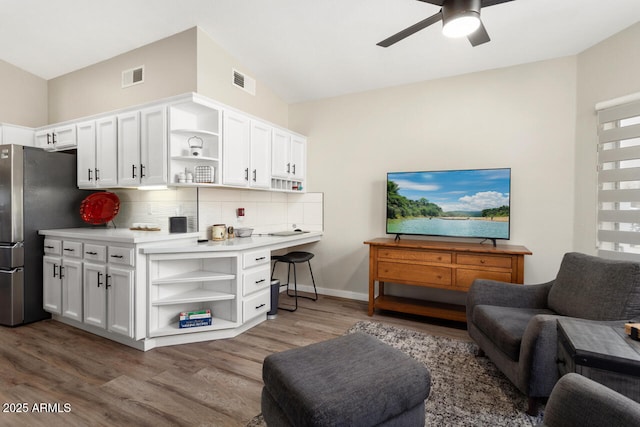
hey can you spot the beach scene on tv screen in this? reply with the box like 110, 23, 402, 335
387, 169, 510, 239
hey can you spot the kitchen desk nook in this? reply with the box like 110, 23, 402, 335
39, 228, 322, 351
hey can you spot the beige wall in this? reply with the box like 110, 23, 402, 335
574, 22, 640, 254
195, 28, 289, 127
47, 28, 198, 123
0, 60, 47, 127
290, 57, 577, 301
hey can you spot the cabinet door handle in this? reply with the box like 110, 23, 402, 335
97, 271, 103, 287
63, 248, 75, 252
52, 133, 57, 145
106, 275, 112, 289
52, 264, 58, 278
255, 256, 266, 261
255, 303, 266, 310
59, 266, 65, 279
252, 169, 257, 182
44, 245, 54, 249
292, 164, 296, 175
132, 164, 137, 178
85, 251, 98, 255
88, 169, 93, 181
110, 255, 124, 259
244, 168, 249, 181
140, 164, 146, 178
286, 163, 291, 174
95, 168, 100, 181
255, 279, 266, 284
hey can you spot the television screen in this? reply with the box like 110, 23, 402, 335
386, 168, 511, 241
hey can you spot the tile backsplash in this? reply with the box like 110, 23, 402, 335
110, 187, 323, 237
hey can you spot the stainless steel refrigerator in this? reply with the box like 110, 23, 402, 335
0, 144, 88, 326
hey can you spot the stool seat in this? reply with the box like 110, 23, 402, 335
275, 251, 314, 263
262, 332, 431, 426
271, 251, 318, 312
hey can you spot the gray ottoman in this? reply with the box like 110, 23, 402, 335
261, 332, 431, 426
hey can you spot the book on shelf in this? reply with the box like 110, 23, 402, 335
179, 309, 213, 328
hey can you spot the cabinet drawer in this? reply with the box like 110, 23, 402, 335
243, 289, 270, 322
457, 254, 512, 269
44, 239, 61, 255
83, 244, 106, 262
378, 248, 451, 264
378, 261, 452, 287
108, 246, 134, 266
62, 241, 82, 258
243, 265, 271, 296
243, 249, 270, 269
455, 268, 513, 289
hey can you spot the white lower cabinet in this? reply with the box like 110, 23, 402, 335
242, 249, 271, 322
83, 248, 135, 338
43, 237, 136, 340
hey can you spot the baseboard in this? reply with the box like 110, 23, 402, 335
278, 283, 368, 302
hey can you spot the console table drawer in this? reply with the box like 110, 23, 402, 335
456, 268, 514, 289
457, 254, 512, 268
379, 249, 451, 264
378, 261, 452, 286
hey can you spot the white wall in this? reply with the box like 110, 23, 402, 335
289, 57, 577, 301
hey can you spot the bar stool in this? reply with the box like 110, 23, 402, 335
271, 251, 318, 312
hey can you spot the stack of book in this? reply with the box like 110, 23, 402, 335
179, 309, 212, 328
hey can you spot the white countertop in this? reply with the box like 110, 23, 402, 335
142, 231, 323, 254
38, 227, 323, 251
39, 227, 201, 244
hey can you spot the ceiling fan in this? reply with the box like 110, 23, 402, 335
377, 0, 515, 48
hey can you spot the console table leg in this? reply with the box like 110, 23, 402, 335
368, 278, 374, 316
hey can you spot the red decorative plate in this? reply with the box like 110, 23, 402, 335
80, 192, 120, 225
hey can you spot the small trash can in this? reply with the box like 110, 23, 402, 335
267, 279, 280, 319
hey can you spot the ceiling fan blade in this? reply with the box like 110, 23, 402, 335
377, 11, 443, 47
416, 0, 445, 5
467, 20, 490, 46
481, 0, 515, 7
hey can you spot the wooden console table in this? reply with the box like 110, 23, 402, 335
364, 238, 531, 322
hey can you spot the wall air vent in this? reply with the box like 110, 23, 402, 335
122, 65, 144, 88
232, 68, 256, 95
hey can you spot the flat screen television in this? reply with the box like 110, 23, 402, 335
386, 168, 511, 245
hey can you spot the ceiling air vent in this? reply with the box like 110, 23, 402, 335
232, 69, 256, 95
122, 65, 144, 88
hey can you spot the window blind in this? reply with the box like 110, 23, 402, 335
597, 99, 640, 260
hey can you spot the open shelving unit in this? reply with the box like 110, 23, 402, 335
168, 96, 222, 185
147, 253, 241, 337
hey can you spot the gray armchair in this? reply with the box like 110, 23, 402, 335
466, 252, 640, 414
541, 373, 640, 427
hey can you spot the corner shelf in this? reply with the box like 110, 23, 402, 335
152, 289, 235, 306
152, 270, 235, 285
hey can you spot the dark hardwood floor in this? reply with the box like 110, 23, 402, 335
0, 294, 468, 427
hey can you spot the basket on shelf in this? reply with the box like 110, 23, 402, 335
195, 165, 215, 183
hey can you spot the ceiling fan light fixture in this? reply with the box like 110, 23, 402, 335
442, 11, 481, 38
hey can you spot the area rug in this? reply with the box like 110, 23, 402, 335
248, 320, 543, 426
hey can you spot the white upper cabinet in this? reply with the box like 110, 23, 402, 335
140, 106, 168, 186
77, 117, 118, 188
222, 110, 251, 187
249, 119, 272, 189
222, 111, 272, 189
118, 106, 167, 187
35, 124, 77, 151
117, 111, 140, 187
271, 128, 306, 191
